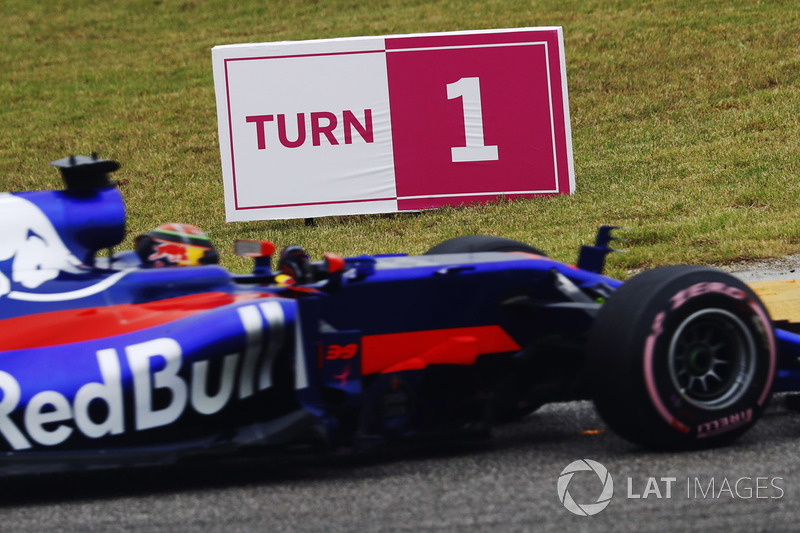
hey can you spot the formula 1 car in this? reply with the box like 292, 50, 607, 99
1, 154, 799, 475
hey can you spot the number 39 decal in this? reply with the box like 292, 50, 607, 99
326, 343, 359, 360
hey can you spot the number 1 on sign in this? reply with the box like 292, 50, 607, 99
447, 77, 499, 163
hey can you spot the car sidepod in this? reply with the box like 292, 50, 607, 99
0, 294, 328, 472
294, 253, 620, 444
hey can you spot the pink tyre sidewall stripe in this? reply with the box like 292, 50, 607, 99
641, 290, 776, 436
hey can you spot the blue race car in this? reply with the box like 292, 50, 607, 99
0, 154, 795, 475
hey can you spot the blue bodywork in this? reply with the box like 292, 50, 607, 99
0, 155, 796, 474
774, 330, 800, 392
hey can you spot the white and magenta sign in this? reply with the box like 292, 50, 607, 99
212, 27, 574, 221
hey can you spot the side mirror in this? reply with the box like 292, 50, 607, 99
234, 240, 276, 275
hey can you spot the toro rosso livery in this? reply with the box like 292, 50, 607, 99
1, 155, 800, 474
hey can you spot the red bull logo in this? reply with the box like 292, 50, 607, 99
140, 223, 215, 267
0, 193, 86, 298
147, 241, 208, 267
149, 242, 189, 265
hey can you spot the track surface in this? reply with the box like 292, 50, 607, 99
0, 398, 798, 532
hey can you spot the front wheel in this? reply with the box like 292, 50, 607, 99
587, 266, 776, 449
424, 235, 546, 256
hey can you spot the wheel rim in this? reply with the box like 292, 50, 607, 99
667, 308, 757, 410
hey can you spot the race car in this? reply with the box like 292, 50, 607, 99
1, 154, 798, 475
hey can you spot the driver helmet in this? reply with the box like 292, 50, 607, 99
135, 223, 219, 267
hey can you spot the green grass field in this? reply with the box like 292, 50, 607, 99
2, 0, 799, 278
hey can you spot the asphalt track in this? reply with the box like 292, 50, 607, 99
0, 397, 797, 532
2, 264, 799, 532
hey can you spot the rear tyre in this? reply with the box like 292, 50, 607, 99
424, 235, 546, 256
587, 266, 776, 449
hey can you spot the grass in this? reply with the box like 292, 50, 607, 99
1, 0, 799, 279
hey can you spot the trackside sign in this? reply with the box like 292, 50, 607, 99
212, 27, 575, 221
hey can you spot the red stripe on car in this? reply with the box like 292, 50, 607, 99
0, 292, 273, 351
361, 326, 521, 375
